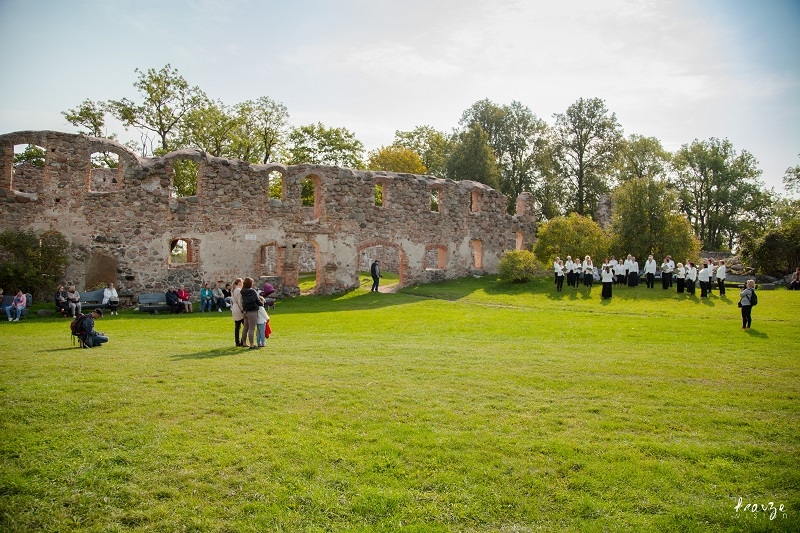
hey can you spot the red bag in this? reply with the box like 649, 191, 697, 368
266, 322, 272, 338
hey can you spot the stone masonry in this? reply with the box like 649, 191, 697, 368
0, 131, 537, 298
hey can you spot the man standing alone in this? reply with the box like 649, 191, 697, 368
370, 260, 381, 292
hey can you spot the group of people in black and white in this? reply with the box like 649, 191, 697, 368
553, 254, 732, 300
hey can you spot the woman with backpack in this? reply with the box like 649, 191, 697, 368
739, 279, 757, 329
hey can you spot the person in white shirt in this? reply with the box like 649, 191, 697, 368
698, 262, 711, 298
555, 260, 565, 291
614, 260, 627, 286
564, 256, 575, 288
716, 260, 727, 295
644, 255, 657, 288
686, 262, 697, 295
553, 257, 561, 287
572, 258, 583, 288
623, 255, 633, 285
660, 256, 674, 290
666, 256, 676, 287
600, 264, 614, 299
102, 282, 120, 315
582, 255, 594, 288
628, 256, 640, 287
675, 262, 686, 293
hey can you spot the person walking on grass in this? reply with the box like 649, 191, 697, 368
370, 260, 381, 292
739, 279, 757, 329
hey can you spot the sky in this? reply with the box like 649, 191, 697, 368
1, 0, 798, 191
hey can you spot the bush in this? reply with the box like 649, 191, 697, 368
499, 250, 539, 283
0, 229, 69, 300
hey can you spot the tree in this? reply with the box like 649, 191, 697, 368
0, 229, 69, 299
13, 145, 45, 169
445, 124, 500, 189
783, 154, 800, 195
459, 100, 550, 212
231, 97, 290, 164
552, 98, 624, 216
609, 177, 700, 262
740, 219, 800, 277
617, 134, 670, 182
62, 99, 111, 138
367, 145, 427, 174
284, 123, 365, 169
533, 213, 610, 265
498, 250, 539, 283
671, 138, 764, 250
393, 126, 452, 178
107, 64, 206, 155
181, 98, 237, 157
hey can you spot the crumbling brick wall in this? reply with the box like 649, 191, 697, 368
0, 131, 537, 297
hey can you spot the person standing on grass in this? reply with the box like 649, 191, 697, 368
614, 259, 626, 287
698, 262, 711, 298
739, 279, 756, 329
571, 257, 582, 288
686, 262, 697, 295
555, 259, 565, 291
601, 264, 614, 299
675, 263, 686, 293
644, 255, 657, 288
231, 278, 245, 347
660, 256, 673, 290
628, 256, 640, 287
716, 260, 727, 296
370, 260, 381, 292
564, 256, 575, 288
582, 255, 594, 288
553, 257, 561, 286
240, 277, 261, 349
256, 296, 270, 347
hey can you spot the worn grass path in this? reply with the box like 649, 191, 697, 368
1, 277, 798, 532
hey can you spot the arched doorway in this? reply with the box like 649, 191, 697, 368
357, 242, 406, 293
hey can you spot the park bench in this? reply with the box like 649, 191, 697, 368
137, 293, 173, 314
80, 288, 107, 311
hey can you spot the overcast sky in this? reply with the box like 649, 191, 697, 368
1, 0, 798, 191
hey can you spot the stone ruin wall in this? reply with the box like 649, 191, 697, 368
0, 131, 538, 299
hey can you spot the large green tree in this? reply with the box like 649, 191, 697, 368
285, 123, 365, 169
0, 229, 69, 299
533, 213, 610, 265
62, 99, 110, 138
231, 97, 290, 164
181, 98, 237, 157
671, 138, 764, 250
783, 153, 800, 195
367, 145, 427, 174
552, 98, 623, 216
459, 100, 549, 212
616, 134, 671, 182
610, 177, 700, 262
393, 126, 452, 178
107, 64, 207, 155
445, 124, 500, 189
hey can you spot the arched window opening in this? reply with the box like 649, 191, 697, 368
515, 232, 524, 251
260, 242, 279, 275
301, 175, 322, 220
374, 183, 384, 207
301, 177, 315, 207
424, 245, 447, 271
297, 241, 320, 294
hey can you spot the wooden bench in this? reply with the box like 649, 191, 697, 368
137, 293, 173, 314
80, 288, 106, 311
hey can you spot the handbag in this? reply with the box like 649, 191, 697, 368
737, 301, 742, 308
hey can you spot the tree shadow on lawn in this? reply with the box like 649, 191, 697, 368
279, 289, 422, 315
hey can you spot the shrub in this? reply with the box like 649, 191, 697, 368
0, 229, 69, 300
499, 250, 539, 283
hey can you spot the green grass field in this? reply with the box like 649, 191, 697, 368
1, 277, 798, 532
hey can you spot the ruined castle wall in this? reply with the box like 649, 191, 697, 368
0, 131, 537, 297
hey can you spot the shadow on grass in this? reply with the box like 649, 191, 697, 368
170, 346, 245, 360
744, 328, 769, 338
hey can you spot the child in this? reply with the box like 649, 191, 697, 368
256, 297, 270, 348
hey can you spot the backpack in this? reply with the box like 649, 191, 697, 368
750, 289, 758, 306
241, 288, 260, 312
70, 314, 89, 346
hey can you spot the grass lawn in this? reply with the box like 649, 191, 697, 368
1, 277, 798, 532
